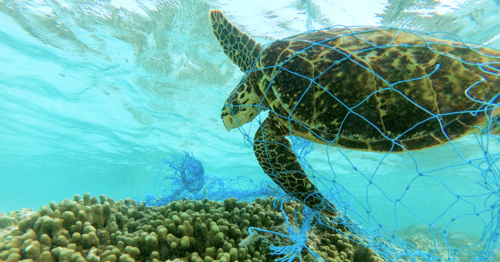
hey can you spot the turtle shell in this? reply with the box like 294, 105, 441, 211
249, 27, 500, 152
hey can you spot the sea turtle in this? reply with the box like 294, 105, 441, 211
209, 10, 500, 217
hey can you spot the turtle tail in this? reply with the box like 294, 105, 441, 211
254, 114, 338, 217
209, 10, 262, 72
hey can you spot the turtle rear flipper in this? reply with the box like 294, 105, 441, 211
209, 10, 262, 72
254, 114, 338, 217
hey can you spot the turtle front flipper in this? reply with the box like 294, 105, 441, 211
209, 10, 262, 72
254, 114, 338, 217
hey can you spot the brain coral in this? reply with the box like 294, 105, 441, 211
0, 193, 382, 262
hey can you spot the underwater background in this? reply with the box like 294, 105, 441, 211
1, 0, 500, 261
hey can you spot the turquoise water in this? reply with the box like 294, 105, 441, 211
1, 0, 500, 259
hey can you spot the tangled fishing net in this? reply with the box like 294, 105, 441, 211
151, 151, 205, 195
144, 151, 289, 206
145, 26, 499, 262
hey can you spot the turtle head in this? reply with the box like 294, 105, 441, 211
221, 78, 264, 131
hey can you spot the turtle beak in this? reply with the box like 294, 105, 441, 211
222, 103, 245, 131
221, 93, 262, 132
221, 106, 246, 132
222, 113, 240, 132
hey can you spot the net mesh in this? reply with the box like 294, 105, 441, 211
225, 26, 500, 261
145, 26, 500, 262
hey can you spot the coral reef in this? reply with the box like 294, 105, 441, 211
0, 209, 36, 239
0, 194, 382, 262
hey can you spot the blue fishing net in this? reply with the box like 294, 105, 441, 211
249, 201, 322, 262
225, 26, 500, 262
143, 151, 296, 206
151, 151, 205, 194
291, 135, 315, 170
